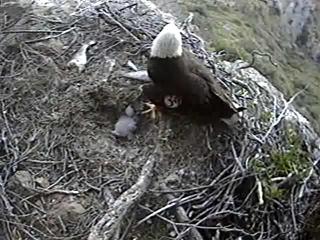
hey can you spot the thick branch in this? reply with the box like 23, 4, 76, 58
88, 147, 160, 240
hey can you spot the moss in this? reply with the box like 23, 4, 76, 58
265, 183, 288, 199
250, 126, 311, 200
260, 111, 273, 123
274, 127, 309, 175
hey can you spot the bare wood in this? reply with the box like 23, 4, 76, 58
88, 147, 160, 240
160, 183, 204, 240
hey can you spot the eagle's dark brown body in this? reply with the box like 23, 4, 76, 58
144, 50, 245, 121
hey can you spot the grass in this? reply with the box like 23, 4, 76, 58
251, 125, 312, 200
178, 0, 320, 132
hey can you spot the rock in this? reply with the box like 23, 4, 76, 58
35, 176, 50, 188
14, 170, 34, 189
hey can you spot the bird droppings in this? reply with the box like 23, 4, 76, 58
127, 60, 139, 71
169, 230, 176, 237
121, 70, 152, 82
67, 40, 96, 72
164, 173, 180, 185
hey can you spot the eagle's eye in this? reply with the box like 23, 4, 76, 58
164, 95, 182, 109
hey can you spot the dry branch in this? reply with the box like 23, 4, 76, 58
88, 146, 161, 240
236, 50, 278, 70
160, 183, 204, 240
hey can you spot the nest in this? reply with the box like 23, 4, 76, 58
0, 0, 320, 239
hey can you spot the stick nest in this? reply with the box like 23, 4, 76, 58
0, 0, 320, 239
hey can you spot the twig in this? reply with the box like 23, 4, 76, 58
136, 192, 203, 227
290, 187, 298, 233
236, 50, 278, 70
231, 141, 245, 173
144, 213, 258, 237
118, 3, 137, 12
160, 182, 204, 240
88, 146, 160, 240
150, 164, 233, 194
98, 8, 140, 42
1, 30, 67, 34
262, 86, 309, 143
139, 204, 181, 235
256, 177, 264, 205
40, 188, 90, 195
298, 157, 320, 198
119, 213, 135, 240
24, 27, 76, 44
136, 200, 178, 227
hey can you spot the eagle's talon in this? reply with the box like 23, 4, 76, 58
141, 102, 161, 119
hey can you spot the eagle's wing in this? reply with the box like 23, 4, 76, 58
147, 60, 155, 82
141, 83, 165, 106
147, 58, 164, 87
185, 51, 238, 111
184, 71, 234, 111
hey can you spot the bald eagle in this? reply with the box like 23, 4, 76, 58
142, 22, 245, 123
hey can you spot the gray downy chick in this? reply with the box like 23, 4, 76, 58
112, 105, 137, 139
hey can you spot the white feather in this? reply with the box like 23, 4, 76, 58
221, 114, 238, 126
150, 22, 182, 58
112, 116, 137, 138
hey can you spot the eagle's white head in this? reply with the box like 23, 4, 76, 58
150, 22, 183, 58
